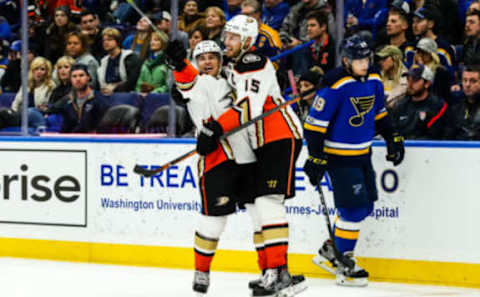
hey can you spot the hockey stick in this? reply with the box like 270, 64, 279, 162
126, 0, 165, 36
317, 180, 355, 269
133, 89, 315, 177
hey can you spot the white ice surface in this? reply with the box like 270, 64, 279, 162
0, 257, 479, 297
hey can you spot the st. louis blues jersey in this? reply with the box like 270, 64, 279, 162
304, 67, 387, 158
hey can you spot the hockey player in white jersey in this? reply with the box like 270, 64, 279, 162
165, 40, 257, 296
195, 15, 306, 297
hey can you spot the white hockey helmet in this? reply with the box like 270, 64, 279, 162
223, 14, 258, 55
193, 40, 222, 60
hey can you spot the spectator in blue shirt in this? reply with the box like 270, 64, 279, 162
262, 0, 290, 30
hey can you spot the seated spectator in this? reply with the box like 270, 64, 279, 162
344, 0, 387, 40
383, 1, 415, 68
280, 0, 336, 49
226, 0, 243, 20
45, 6, 77, 64
296, 10, 335, 75
65, 31, 100, 88
80, 10, 105, 62
241, 0, 282, 60
187, 25, 208, 61
376, 45, 408, 109
122, 17, 153, 62
414, 37, 453, 102
12, 57, 56, 130
136, 31, 169, 95
152, 11, 189, 49
98, 27, 142, 95
294, 66, 323, 122
390, 64, 449, 139
49, 56, 75, 106
462, 10, 480, 66
1, 41, 37, 93
449, 65, 480, 139
61, 64, 110, 133
412, 7, 456, 77
178, 0, 205, 33
262, 0, 290, 31
204, 6, 226, 47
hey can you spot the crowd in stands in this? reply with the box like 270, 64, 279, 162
0, 0, 480, 140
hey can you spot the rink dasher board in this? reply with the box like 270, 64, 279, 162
0, 137, 479, 288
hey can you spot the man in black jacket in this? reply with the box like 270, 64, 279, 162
61, 64, 110, 133
390, 64, 449, 139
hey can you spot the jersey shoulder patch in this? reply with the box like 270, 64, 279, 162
234, 53, 268, 74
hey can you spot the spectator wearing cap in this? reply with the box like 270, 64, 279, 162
122, 17, 153, 62
262, 0, 290, 31
1, 41, 37, 93
204, 6, 226, 47
414, 37, 454, 102
383, 0, 415, 68
462, 9, 480, 66
178, 0, 205, 34
241, 0, 282, 61
412, 7, 456, 77
61, 63, 110, 133
291, 10, 335, 76
136, 31, 170, 95
376, 45, 408, 109
45, 6, 77, 64
80, 10, 105, 62
294, 66, 323, 122
280, 0, 336, 49
448, 65, 480, 139
152, 11, 189, 49
65, 31, 100, 89
97, 27, 142, 95
390, 64, 449, 139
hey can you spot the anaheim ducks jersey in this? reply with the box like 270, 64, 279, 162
173, 61, 256, 171
304, 67, 387, 157
218, 51, 303, 150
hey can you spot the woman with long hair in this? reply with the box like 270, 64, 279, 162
376, 45, 408, 109
187, 25, 209, 61
122, 17, 153, 62
44, 6, 77, 64
178, 0, 205, 34
50, 56, 75, 105
65, 31, 99, 88
205, 6, 226, 47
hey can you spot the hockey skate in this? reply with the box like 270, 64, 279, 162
249, 273, 307, 295
251, 267, 299, 297
312, 239, 338, 275
193, 270, 210, 296
336, 252, 369, 287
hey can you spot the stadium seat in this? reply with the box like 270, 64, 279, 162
139, 92, 170, 128
145, 105, 193, 135
0, 92, 16, 108
97, 104, 140, 134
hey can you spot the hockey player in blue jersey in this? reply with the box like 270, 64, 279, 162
303, 35, 405, 287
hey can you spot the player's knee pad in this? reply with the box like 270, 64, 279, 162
196, 215, 228, 239
337, 203, 373, 223
245, 203, 262, 232
255, 194, 287, 226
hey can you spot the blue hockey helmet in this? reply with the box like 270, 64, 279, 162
340, 35, 372, 61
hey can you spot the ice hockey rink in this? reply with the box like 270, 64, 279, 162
1, 257, 479, 297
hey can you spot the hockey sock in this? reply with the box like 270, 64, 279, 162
194, 215, 227, 272
194, 231, 219, 272
253, 231, 268, 271
255, 195, 289, 269
334, 205, 372, 254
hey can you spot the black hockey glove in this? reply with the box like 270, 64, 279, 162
171, 86, 189, 105
165, 40, 187, 71
196, 120, 224, 156
386, 132, 405, 166
303, 155, 328, 186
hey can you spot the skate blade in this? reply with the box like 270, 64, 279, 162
312, 255, 337, 275
292, 281, 308, 295
335, 275, 368, 287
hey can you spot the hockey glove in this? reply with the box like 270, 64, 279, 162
165, 40, 187, 71
196, 120, 224, 156
303, 155, 328, 186
171, 86, 190, 105
386, 132, 405, 166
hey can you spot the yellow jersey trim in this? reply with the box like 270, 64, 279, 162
304, 123, 327, 133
